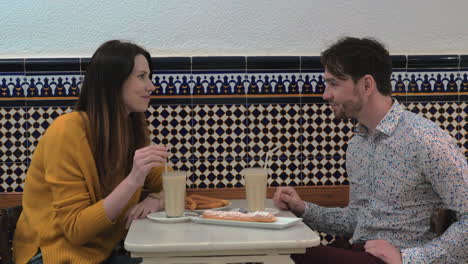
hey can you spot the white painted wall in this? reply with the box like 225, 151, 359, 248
1, 0, 467, 58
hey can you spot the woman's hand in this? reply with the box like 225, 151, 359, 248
125, 195, 163, 229
128, 145, 170, 187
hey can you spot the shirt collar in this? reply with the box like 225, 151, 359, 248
355, 99, 404, 137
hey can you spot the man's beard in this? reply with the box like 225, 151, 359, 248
332, 99, 363, 119
332, 85, 364, 119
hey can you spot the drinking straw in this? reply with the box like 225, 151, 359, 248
264, 146, 280, 169
165, 157, 168, 174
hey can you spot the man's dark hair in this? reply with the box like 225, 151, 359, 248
320, 37, 392, 96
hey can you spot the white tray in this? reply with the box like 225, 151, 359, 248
192, 216, 302, 230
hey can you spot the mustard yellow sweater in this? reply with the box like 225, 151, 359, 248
13, 112, 164, 264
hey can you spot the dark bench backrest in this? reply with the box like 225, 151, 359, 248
0, 205, 22, 264
430, 208, 457, 236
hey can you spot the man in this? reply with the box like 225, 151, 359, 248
274, 37, 467, 264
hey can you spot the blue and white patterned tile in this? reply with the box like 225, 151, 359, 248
246, 104, 301, 162
0, 107, 29, 162
153, 74, 193, 96
318, 231, 337, 246
5, 71, 467, 98
0, 162, 27, 192
190, 157, 247, 188
0, 75, 27, 98
22, 75, 82, 97
266, 156, 302, 187
405, 102, 461, 140
243, 73, 303, 95
148, 104, 193, 160
302, 104, 354, 158
300, 73, 326, 94
1, 67, 467, 193
460, 102, 467, 157
189, 73, 246, 96
460, 72, 468, 92
187, 73, 322, 96
391, 72, 408, 93
191, 104, 247, 160
393, 72, 462, 93
302, 156, 348, 186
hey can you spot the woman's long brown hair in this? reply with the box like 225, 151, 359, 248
75, 40, 152, 196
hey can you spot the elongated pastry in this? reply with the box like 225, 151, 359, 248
189, 194, 230, 206
202, 210, 276, 223
185, 196, 197, 211
196, 201, 224, 209
185, 194, 231, 210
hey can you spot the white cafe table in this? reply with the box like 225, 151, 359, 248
124, 199, 320, 264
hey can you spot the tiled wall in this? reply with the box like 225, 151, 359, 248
0, 55, 467, 192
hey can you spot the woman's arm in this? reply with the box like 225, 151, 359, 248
45, 116, 169, 245
104, 145, 169, 220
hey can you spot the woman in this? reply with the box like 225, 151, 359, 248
13, 40, 170, 263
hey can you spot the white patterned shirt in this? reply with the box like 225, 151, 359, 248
302, 100, 467, 263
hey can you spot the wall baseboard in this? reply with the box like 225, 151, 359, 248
0, 186, 349, 209
186, 186, 349, 207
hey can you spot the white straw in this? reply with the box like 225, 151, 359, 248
165, 157, 168, 174
264, 152, 270, 169
264, 146, 280, 169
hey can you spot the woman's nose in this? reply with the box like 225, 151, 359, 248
147, 79, 156, 92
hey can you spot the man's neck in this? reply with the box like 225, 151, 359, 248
358, 95, 393, 133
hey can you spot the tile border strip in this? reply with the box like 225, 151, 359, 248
0, 55, 466, 73
1, 55, 467, 104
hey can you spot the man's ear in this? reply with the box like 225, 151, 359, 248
362, 74, 376, 95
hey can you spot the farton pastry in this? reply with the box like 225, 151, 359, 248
202, 210, 276, 223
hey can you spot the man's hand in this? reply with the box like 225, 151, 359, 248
124, 195, 163, 229
272, 186, 306, 216
364, 240, 403, 264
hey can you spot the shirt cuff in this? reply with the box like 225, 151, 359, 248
401, 247, 428, 264
300, 201, 315, 218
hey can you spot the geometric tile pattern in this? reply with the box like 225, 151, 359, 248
2, 71, 467, 99
404, 102, 460, 142
0, 101, 465, 191
0, 163, 28, 192
247, 104, 301, 160
0, 75, 26, 98
318, 231, 337, 246
0, 108, 29, 162
190, 157, 248, 189
460, 102, 468, 158
302, 104, 355, 158
245, 104, 302, 186
192, 104, 247, 160
22, 75, 83, 97
391, 71, 464, 93
302, 156, 348, 186
148, 104, 193, 159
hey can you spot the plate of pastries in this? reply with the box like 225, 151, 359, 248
185, 194, 231, 212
